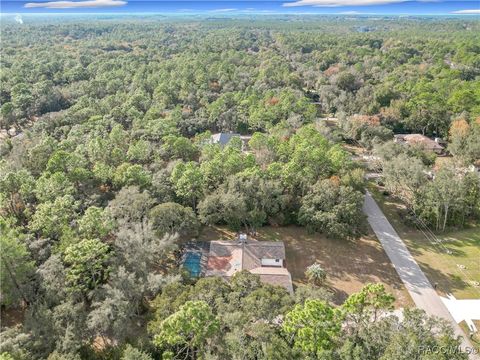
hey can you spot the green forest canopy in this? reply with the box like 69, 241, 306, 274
0, 16, 479, 359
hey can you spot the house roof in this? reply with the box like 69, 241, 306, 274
211, 133, 240, 146
204, 239, 292, 293
242, 246, 262, 270
206, 241, 243, 277
250, 267, 294, 293
394, 134, 444, 151
245, 242, 286, 261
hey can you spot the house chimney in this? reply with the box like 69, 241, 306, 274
239, 233, 247, 244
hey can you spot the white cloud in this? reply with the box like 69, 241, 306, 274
284, 0, 406, 7
15, 14, 24, 23
338, 10, 362, 14
24, 0, 126, 9
451, 9, 480, 14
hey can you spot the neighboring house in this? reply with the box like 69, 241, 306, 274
210, 132, 252, 152
204, 234, 293, 294
394, 134, 445, 154
211, 132, 241, 146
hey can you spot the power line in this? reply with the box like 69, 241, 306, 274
410, 212, 480, 296
350, 135, 479, 297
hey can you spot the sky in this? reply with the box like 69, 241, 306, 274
1, 0, 479, 16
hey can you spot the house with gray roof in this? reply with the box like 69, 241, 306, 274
211, 132, 241, 146
210, 133, 252, 152
204, 235, 293, 294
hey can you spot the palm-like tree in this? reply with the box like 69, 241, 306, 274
305, 263, 327, 286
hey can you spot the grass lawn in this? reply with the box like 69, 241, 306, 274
198, 225, 412, 308
369, 183, 480, 300
460, 320, 480, 346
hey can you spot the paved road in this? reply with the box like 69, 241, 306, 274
363, 191, 478, 358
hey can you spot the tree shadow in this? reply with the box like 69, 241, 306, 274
415, 260, 471, 297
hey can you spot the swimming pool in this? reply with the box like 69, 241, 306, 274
183, 252, 202, 277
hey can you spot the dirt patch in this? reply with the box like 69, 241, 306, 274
257, 226, 412, 308
198, 226, 237, 241
1, 307, 25, 328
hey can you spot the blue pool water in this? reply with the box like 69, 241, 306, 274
183, 252, 202, 277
